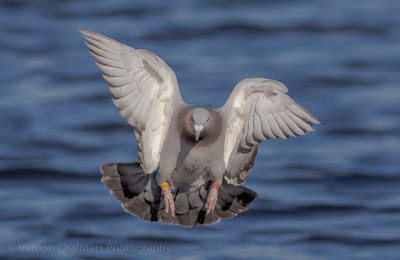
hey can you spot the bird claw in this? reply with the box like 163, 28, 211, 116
163, 188, 175, 217
205, 183, 220, 214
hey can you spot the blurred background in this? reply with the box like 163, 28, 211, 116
1, 0, 399, 259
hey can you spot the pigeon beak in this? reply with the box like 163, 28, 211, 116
194, 125, 204, 142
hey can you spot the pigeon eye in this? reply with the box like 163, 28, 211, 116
206, 118, 209, 122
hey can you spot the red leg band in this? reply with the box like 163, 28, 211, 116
211, 182, 221, 190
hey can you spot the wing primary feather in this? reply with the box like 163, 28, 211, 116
274, 112, 297, 137
108, 83, 135, 98
83, 35, 121, 56
268, 114, 288, 139
246, 108, 257, 145
261, 114, 277, 139
240, 122, 253, 150
279, 112, 305, 136
253, 114, 266, 141
285, 108, 315, 131
85, 42, 120, 61
103, 74, 132, 87
80, 30, 121, 49
96, 62, 127, 77
118, 92, 142, 119
287, 104, 319, 124
112, 89, 139, 110
88, 50, 125, 68
127, 115, 139, 127
296, 103, 321, 124
119, 104, 134, 119
82, 34, 119, 51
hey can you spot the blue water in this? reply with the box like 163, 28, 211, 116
1, 1, 399, 259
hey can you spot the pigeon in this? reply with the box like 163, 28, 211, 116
80, 30, 320, 227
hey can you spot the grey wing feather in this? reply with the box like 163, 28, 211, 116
80, 30, 184, 173
221, 78, 321, 185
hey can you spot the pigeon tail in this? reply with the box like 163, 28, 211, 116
100, 161, 257, 227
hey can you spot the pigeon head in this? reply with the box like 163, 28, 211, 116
190, 107, 211, 141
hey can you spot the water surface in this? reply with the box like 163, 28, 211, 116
1, 1, 399, 259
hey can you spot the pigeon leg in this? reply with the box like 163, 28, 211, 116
205, 182, 221, 214
161, 182, 175, 217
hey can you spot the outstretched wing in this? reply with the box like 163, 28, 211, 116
80, 30, 184, 173
221, 78, 320, 171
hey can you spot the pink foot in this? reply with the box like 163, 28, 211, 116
163, 188, 175, 217
205, 183, 220, 214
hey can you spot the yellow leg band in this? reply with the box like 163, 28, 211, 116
160, 182, 170, 191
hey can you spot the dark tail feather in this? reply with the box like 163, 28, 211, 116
100, 162, 161, 221
196, 181, 258, 225
100, 162, 257, 227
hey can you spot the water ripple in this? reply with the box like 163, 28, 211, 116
297, 233, 400, 246
143, 22, 390, 41
0, 168, 96, 181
